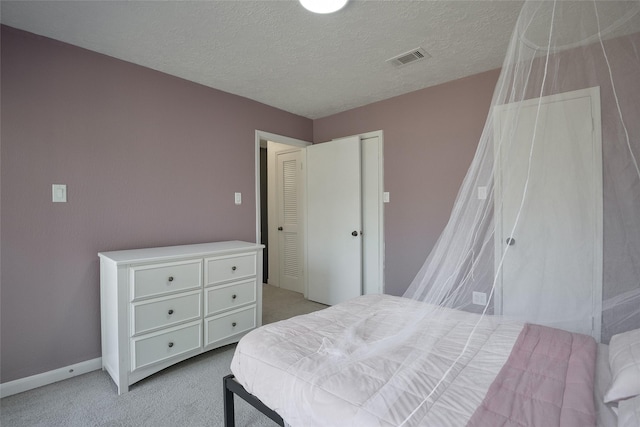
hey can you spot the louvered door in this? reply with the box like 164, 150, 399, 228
276, 150, 304, 293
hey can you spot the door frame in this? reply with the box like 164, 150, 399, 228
361, 130, 385, 295
492, 87, 602, 340
333, 131, 385, 296
255, 130, 385, 298
308, 130, 385, 297
255, 130, 311, 287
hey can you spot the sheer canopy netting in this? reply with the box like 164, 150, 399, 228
279, 1, 640, 425
405, 0, 640, 343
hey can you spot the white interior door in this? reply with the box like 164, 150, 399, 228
276, 150, 304, 293
494, 87, 602, 339
306, 136, 362, 305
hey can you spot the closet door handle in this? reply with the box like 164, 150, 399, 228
278, 226, 283, 231
352, 231, 359, 236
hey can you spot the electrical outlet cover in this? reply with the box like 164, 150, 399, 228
472, 291, 487, 305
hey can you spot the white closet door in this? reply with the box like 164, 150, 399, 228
306, 136, 362, 305
276, 151, 303, 293
495, 87, 602, 339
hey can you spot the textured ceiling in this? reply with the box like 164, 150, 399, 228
3, 0, 618, 119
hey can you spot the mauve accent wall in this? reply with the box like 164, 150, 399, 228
314, 70, 500, 297
0, 26, 311, 383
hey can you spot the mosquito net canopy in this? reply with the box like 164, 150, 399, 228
406, 0, 640, 344
236, 1, 640, 425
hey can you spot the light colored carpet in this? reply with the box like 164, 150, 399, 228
1, 346, 273, 427
0, 284, 327, 427
262, 283, 327, 325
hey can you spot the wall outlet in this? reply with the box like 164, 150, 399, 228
472, 291, 487, 305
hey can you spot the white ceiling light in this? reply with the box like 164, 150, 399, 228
299, 0, 348, 14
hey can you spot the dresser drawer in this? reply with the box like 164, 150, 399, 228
205, 279, 256, 316
131, 290, 202, 336
131, 321, 202, 371
204, 306, 256, 346
131, 260, 202, 300
205, 253, 256, 286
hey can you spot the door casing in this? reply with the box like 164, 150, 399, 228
255, 130, 385, 298
256, 131, 310, 289
492, 87, 603, 340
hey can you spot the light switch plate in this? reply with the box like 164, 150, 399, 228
234, 192, 242, 205
52, 184, 67, 203
383, 192, 390, 203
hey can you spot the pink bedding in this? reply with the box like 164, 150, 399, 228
467, 323, 597, 427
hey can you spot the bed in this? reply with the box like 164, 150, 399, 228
225, 294, 639, 427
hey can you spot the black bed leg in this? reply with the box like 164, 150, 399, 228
223, 374, 285, 427
223, 375, 236, 427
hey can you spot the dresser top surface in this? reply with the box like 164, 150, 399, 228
99, 241, 263, 264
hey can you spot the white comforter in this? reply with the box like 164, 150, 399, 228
231, 294, 524, 427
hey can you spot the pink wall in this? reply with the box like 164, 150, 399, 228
314, 70, 500, 296
1, 25, 503, 384
4, 25, 634, 383
0, 26, 312, 382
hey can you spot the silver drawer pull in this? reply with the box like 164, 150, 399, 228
232, 294, 237, 300
232, 322, 237, 327
168, 276, 174, 282
168, 309, 174, 315
168, 342, 174, 348
231, 266, 237, 272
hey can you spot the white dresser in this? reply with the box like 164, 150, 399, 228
99, 241, 263, 394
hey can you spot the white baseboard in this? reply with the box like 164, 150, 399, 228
1, 357, 102, 398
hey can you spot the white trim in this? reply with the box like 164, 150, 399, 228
330, 131, 386, 295
256, 131, 311, 149
255, 130, 385, 297
0, 357, 102, 398
360, 130, 385, 294
255, 130, 311, 292
254, 130, 311, 247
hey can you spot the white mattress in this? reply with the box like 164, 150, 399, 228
231, 294, 524, 427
